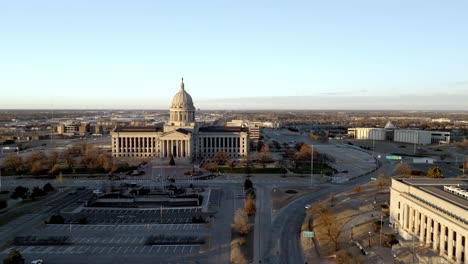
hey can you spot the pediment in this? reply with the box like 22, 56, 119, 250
160, 130, 192, 139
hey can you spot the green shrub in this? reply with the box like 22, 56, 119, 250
48, 215, 65, 224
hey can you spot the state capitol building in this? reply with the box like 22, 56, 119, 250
110, 79, 249, 161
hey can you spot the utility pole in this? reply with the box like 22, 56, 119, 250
310, 144, 314, 185
380, 214, 383, 246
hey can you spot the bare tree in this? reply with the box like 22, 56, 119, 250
231, 243, 248, 264
329, 193, 337, 206
226, 159, 235, 171
48, 164, 61, 176
244, 193, 256, 216
463, 158, 468, 176
373, 173, 390, 190
315, 207, 342, 251
310, 200, 342, 251
62, 149, 76, 170
214, 151, 230, 165
30, 160, 45, 175
203, 162, 219, 173
24, 152, 46, 171
231, 208, 251, 235
394, 162, 412, 176
243, 155, 253, 176
80, 145, 101, 168
48, 151, 59, 167
2, 155, 23, 172
254, 145, 272, 168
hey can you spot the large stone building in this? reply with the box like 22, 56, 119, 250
110, 79, 249, 160
390, 178, 467, 263
348, 121, 451, 145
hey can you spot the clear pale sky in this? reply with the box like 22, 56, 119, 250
1, 1, 467, 110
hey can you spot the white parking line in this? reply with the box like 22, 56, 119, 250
155, 246, 161, 253
132, 247, 138, 254
164, 246, 169, 254
181, 245, 186, 253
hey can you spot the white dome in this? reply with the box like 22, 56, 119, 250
384, 121, 396, 129
171, 79, 195, 110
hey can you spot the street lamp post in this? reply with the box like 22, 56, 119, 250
368, 232, 372, 248
310, 144, 314, 186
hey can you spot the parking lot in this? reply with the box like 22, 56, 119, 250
5, 244, 201, 256
45, 189, 93, 208
63, 207, 208, 224
43, 223, 208, 232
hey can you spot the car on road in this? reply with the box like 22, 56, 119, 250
31, 260, 44, 264
305, 204, 311, 209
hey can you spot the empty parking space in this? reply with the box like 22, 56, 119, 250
43, 223, 208, 232
63, 207, 205, 225
6, 245, 200, 256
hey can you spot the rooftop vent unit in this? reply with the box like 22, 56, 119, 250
444, 185, 468, 199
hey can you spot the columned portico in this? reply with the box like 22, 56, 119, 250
390, 178, 468, 264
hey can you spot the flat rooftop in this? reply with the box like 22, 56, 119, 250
398, 178, 468, 211
199, 126, 248, 133
114, 126, 163, 133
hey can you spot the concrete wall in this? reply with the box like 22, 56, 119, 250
394, 130, 432, 145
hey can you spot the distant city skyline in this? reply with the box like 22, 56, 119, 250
1, 1, 467, 110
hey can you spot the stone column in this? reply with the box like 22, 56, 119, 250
426, 216, 432, 245
403, 206, 407, 231
448, 228, 454, 260
187, 140, 190, 158
115, 136, 120, 156
178, 140, 181, 158
409, 207, 414, 233
440, 224, 446, 256
433, 220, 439, 251
415, 211, 420, 237
146, 137, 150, 154
455, 232, 462, 263
170, 140, 174, 157
419, 214, 425, 242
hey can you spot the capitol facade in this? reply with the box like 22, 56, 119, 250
110, 79, 249, 160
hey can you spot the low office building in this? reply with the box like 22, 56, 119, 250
390, 178, 467, 263
348, 121, 450, 145
347, 127, 386, 140
394, 130, 432, 145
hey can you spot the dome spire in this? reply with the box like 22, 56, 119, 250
181, 77, 184, 90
